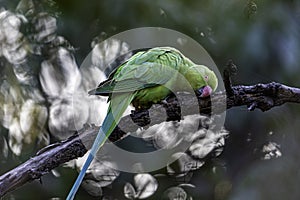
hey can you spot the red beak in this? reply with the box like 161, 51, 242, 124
198, 85, 212, 97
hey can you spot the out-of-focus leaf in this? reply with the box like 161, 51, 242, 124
19, 99, 47, 141
133, 173, 158, 199
261, 141, 282, 160
74, 152, 120, 194
161, 186, 187, 200
91, 39, 130, 73
188, 128, 229, 159
124, 173, 158, 199
86, 160, 120, 188
39, 48, 81, 98
167, 152, 204, 177
153, 121, 182, 150
124, 182, 136, 199
0, 10, 28, 65
0, 135, 9, 160
48, 97, 88, 139
81, 179, 103, 197
32, 12, 57, 43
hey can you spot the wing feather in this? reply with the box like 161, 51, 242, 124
89, 47, 184, 96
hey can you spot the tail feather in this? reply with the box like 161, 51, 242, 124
66, 93, 135, 200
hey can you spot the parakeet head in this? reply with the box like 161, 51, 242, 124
184, 65, 218, 97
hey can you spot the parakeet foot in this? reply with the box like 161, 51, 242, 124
161, 95, 181, 122
130, 109, 151, 127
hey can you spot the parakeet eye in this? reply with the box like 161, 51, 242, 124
204, 75, 209, 81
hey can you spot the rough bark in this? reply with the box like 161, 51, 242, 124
1, 81, 300, 197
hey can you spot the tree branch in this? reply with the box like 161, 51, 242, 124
1, 81, 300, 197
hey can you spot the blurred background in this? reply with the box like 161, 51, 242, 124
0, 0, 300, 199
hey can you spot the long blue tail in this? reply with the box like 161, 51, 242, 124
66, 93, 135, 200
66, 127, 107, 200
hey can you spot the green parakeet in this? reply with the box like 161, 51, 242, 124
66, 47, 218, 199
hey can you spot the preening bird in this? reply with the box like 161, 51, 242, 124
66, 47, 218, 199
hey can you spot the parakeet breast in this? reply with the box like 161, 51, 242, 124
132, 85, 171, 109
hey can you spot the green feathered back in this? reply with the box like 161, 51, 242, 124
89, 47, 193, 96
89, 47, 218, 108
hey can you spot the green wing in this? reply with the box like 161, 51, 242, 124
89, 47, 184, 95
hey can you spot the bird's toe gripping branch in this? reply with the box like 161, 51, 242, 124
129, 94, 181, 128
130, 109, 151, 127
